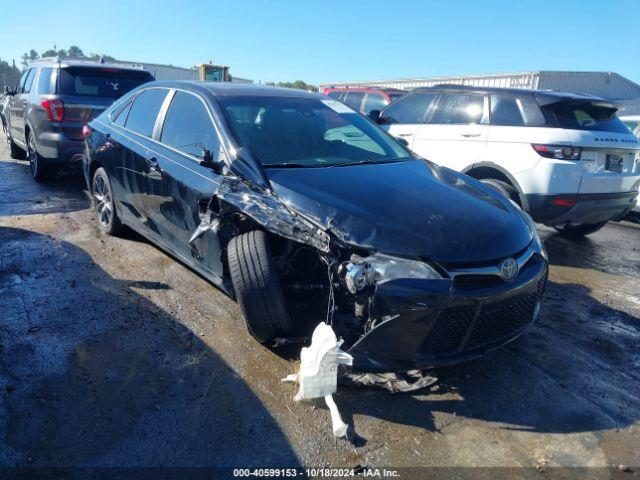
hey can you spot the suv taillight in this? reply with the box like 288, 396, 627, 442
532, 144, 582, 160
82, 124, 92, 140
41, 99, 64, 122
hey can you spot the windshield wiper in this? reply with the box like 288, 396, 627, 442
261, 163, 310, 168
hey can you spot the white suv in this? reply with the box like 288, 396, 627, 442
377, 86, 640, 237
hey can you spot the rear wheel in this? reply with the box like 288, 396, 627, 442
553, 221, 607, 238
91, 167, 123, 235
480, 178, 520, 206
227, 230, 293, 344
27, 131, 57, 181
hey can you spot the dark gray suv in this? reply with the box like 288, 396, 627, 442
2, 58, 153, 181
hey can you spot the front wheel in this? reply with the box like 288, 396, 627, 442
5, 124, 26, 160
91, 167, 123, 235
227, 230, 293, 344
553, 221, 607, 238
27, 131, 57, 181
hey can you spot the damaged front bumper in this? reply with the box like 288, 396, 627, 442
347, 253, 548, 372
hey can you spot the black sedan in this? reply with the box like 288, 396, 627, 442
83, 82, 548, 372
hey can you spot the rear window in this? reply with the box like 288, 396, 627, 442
543, 102, 630, 133
490, 95, 545, 126
59, 67, 153, 98
124, 89, 167, 137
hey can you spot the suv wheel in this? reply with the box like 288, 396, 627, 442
553, 222, 607, 238
4, 123, 26, 160
91, 167, 123, 235
480, 179, 520, 206
27, 131, 57, 181
227, 230, 293, 344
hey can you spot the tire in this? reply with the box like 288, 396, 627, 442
5, 124, 26, 160
27, 130, 57, 181
91, 167, 123, 235
227, 230, 293, 344
480, 178, 520, 205
553, 221, 607, 238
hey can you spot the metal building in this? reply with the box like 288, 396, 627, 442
319, 71, 640, 102
116, 60, 253, 83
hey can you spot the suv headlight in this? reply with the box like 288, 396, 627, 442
339, 253, 442, 294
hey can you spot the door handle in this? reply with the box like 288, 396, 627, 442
461, 133, 481, 138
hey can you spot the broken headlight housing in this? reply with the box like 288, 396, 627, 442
339, 253, 442, 294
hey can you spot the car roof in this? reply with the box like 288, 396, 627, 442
325, 86, 406, 94
140, 81, 324, 100
28, 57, 150, 73
414, 84, 608, 103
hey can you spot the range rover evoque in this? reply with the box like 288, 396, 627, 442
83, 82, 548, 372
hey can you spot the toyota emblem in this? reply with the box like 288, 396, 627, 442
499, 257, 519, 281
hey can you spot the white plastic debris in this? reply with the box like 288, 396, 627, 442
282, 322, 353, 438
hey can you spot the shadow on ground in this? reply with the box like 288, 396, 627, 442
0, 227, 299, 468
0, 161, 88, 217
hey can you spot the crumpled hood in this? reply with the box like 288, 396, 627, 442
265, 160, 532, 263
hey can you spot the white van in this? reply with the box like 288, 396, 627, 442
377, 85, 640, 237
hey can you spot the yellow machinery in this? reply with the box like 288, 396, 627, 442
197, 63, 230, 82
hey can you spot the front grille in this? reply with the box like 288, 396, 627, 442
419, 277, 546, 356
465, 292, 537, 349
421, 305, 476, 354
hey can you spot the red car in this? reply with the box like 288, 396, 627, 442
323, 87, 405, 115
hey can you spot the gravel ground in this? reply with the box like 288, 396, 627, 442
0, 134, 638, 479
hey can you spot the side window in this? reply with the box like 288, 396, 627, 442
327, 91, 342, 100
124, 89, 168, 137
23, 69, 36, 94
37, 68, 56, 94
363, 93, 389, 113
490, 95, 545, 126
113, 100, 133, 127
490, 95, 525, 125
16, 70, 30, 92
381, 92, 437, 124
343, 91, 365, 111
160, 91, 220, 158
431, 94, 484, 124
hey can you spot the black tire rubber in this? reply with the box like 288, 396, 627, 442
27, 131, 57, 181
480, 178, 520, 205
6, 127, 26, 160
553, 221, 608, 238
227, 230, 293, 344
91, 167, 123, 236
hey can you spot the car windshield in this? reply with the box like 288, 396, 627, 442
59, 67, 154, 98
543, 101, 631, 133
219, 96, 410, 167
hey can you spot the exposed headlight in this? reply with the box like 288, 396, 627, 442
521, 209, 547, 260
339, 253, 442, 294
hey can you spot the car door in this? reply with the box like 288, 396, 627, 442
380, 92, 439, 146
145, 89, 225, 278
9, 69, 34, 143
117, 88, 169, 229
412, 92, 489, 171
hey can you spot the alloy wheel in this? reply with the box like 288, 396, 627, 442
93, 173, 113, 227
27, 132, 37, 175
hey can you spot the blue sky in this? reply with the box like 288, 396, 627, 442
1, 0, 639, 85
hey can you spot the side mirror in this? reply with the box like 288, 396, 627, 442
394, 136, 409, 147
368, 109, 381, 123
199, 149, 221, 173
4, 86, 14, 96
